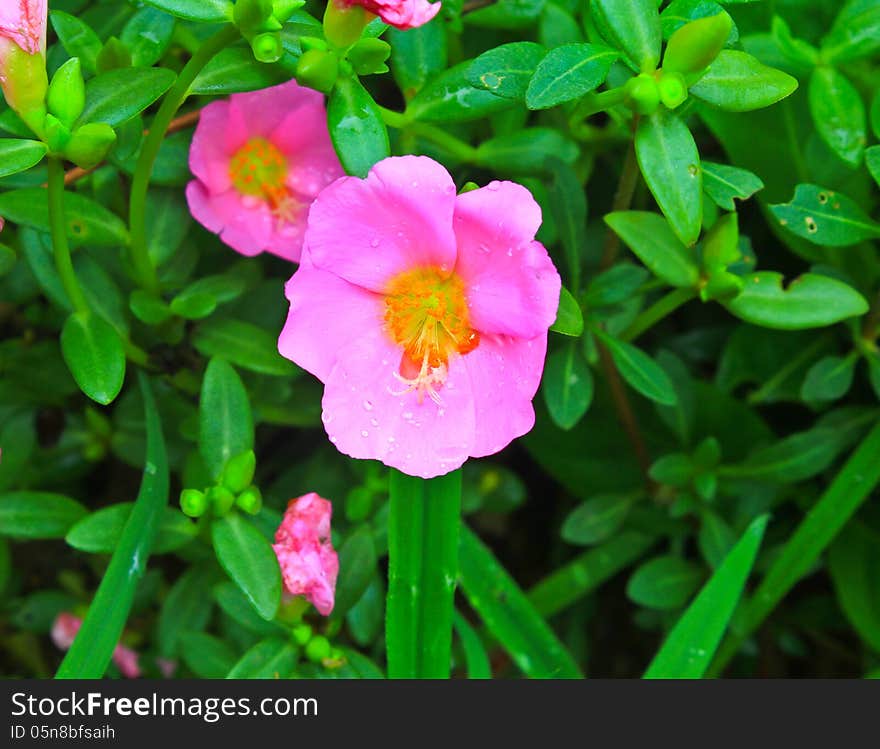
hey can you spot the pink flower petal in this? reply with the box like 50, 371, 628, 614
228, 81, 316, 141
279, 262, 382, 382
272, 108, 344, 201
321, 327, 476, 478
186, 182, 272, 257
188, 99, 234, 193
344, 0, 440, 30
112, 645, 141, 679
454, 182, 561, 338
464, 333, 547, 457
306, 156, 458, 292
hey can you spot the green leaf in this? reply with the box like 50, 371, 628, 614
592, 0, 662, 71
466, 0, 546, 30
189, 46, 287, 95
0, 139, 47, 178
328, 76, 390, 178
180, 633, 237, 678
0, 188, 129, 247
644, 515, 767, 678
600, 333, 678, 406
158, 564, 216, 657
60, 312, 126, 406
698, 511, 737, 569
800, 355, 857, 402
604, 211, 699, 287
561, 493, 635, 546
690, 50, 797, 112
770, 184, 880, 246
65, 503, 197, 554
809, 67, 866, 166
829, 523, 880, 652
453, 612, 491, 679
193, 319, 296, 377
407, 61, 515, 123
80, 67, 177, 127
627, 555, 704, 610
214, 581, 285, 636
550, 286, 584, 337
227, 637, 298, 679
466, 42, 546, 101
56, 373, 169, 678
866, 146, 880, 188
387, 470, 461, 678
635, 110, 702, 247
475, 128, 577, 174
199, 358, 254, 480
821, 0, 880, 63
333, 526, 377, 617
142, 0, 233, 22
525, 43, 617, 110
459, 526, 582, 677
547, 159, 585, 291
543, 343, 593, 430
388, 17, 448, 99
0, 492, 87, 539
701, 161, 763, 210
212, 514, 281, 621
50, 11, 102, 73
347, 575, 384, 646
121, 7, 176, 67
726, 272, 868, 330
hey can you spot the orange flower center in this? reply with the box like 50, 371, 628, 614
229, 137, 298, 226
384, 266, 479, 404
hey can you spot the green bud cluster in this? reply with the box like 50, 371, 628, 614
178, 449, 262, 518
233, 0, 304, 64
699, 213, 745, 302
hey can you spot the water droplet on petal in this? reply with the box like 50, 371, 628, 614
363, 400, 373, 411
360, 430, 369, 438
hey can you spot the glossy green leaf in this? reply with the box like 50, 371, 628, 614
701, 161, 764, 209
604, 211, 699, 287
475, 128, 577, 174
334, 526, 377, 617
180, 633, 237, 678
142, 0, 233, 22
121, 7, 176, 67
56, 373, 169, 678
561, 493, 635, 546
770, 184, 880, 246
543, 343, 593, 430
328, 76, 389, 178
227, 637, 298, 679
627, 555, 704, 610
0, 139, 47, 178
50, 11, 102, 73
212, 514, 281, 621
800, 355, 857, 402
866, 146, 880, 187
635, 110, 702, 247
726, 272, 868, 330
592, 0, 662, 71
389, 17, 448, 98
459, 526, 582, 677
690, 50, 797, 112
193, 319, 296, 377
550, 286, 584, 337
158, 564, 216, 657
189, 46, 287, 95
214, 581, 285, 637
65, 503, 197, 555
525, 43, 617, 110
466, 42, 546, 101
644, 515, 767, 678
600, 333, 678, 406
661, 0, 737, 44
80, 67, 177, 127
407, 61, 515, 123
199, 358, 254, 480
547, 160, 585, 292
0, 492, 87, 539
809, 67, 866, 166
821, 0, 880, 63
60, 312, 126, 406
829, 523, 880, 652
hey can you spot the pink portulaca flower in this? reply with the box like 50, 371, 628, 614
0, 0, 47, 126
186, 80, 344, 262
51, 612, 142, 678
278, 156, 561, 479
338, 0, 440, 30
272, 493, 339, 616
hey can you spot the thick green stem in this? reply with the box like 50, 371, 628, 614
128, 25, 239, 293
386, 469, 461, 678
47, 157, 89, 314
620, 288, 697, 342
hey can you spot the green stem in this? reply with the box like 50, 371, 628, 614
379, 106, 479, 163
128, 25, 239, 293
745, 337, 827, 405
708, 419, 880, 676
570, 86, 628, 127
386, 469, 461, 678
47, 158, 89, 315
620, 287, 697, 342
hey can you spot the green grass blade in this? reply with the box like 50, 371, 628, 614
459, 526, 582, 678
386, 469, 461, 678
528, 531, 657, 618
710, 420, 880, 675
55, 372, 169, 678
453, 611, 491, 679
644, 515, 768, 679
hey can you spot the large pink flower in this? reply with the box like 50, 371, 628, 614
186, 80, 344, 262
278, 156, 561, 479
337, 0, 440, 29
51, 612, 142, 678
272, 493, 339, 616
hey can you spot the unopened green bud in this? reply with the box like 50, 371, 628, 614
348, 38, 391, 76
295, 49, 339, 93
250, 31, 283, 63
234, 0, 274, 32
208, 485, 236, 515
180, 488, 208, 518
299, 36, 328, 52
222, 450, 257, 493
96, 37, 132, 73
236, 486, 263, 515
323, 1, 368, 48
305, 635, 331, 662
658, 71, 687, 109
292, 623, 312, 645
43, 113, 71, 153
702, 212, 740, 267
662, 12, 732, 78
64, 123, 117, 170
460, 181, 479, 194
47, 58, 85, 128
624, 73, 660, 115
273, 0, 305, 23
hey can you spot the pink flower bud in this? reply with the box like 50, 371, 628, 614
337, 0, 440, 30
272, 493, 339, 616
0, 0, 48, 128
51, 612, 142, 679
0, 0, 47, 56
